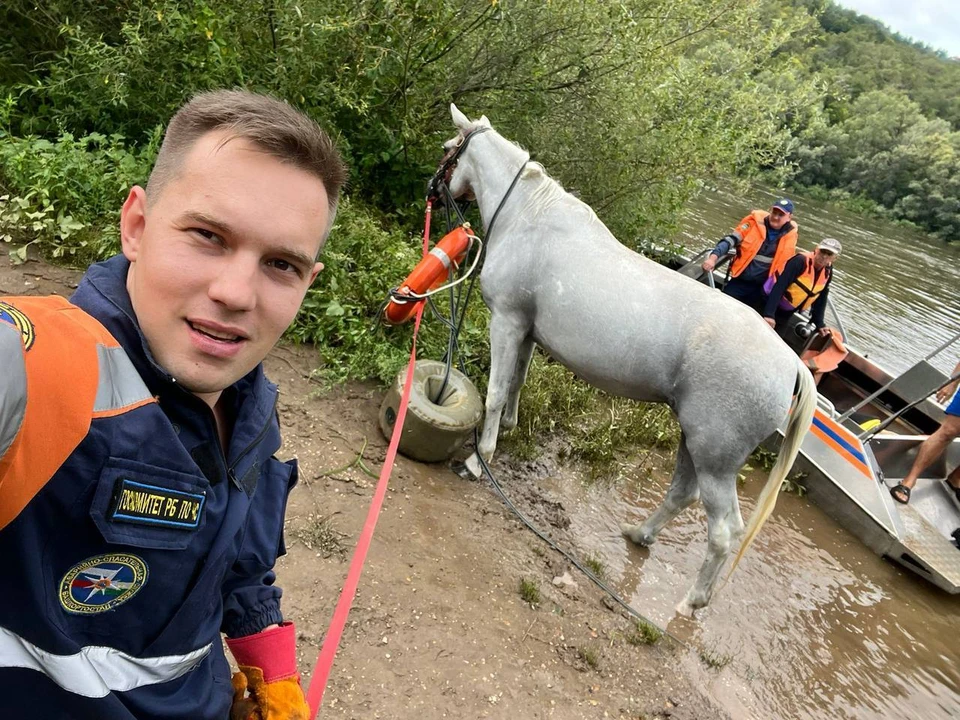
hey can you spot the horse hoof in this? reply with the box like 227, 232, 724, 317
621, 523, 655, 547
463, 453, 484, 479
449, 460, 476, 480
678, 590, 709, 614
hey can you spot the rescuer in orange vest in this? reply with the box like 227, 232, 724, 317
761, 237, 841, 334
0, 90, 347, 720
701, 198, 798, 312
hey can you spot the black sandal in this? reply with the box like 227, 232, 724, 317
890, 483, 911, 504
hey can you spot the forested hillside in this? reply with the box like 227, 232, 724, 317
785, 0, 960, 241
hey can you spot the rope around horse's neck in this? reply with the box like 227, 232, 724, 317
432, 153, 531, 402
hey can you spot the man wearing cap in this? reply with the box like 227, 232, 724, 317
701, 198, 798, 312
761, 237, 841, 334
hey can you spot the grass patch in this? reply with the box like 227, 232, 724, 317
293, 515, 347, 560
583, 553, 607, 581
627, 619, 663, 646
519, 578, 541, 607
577, 645, 600, 670
781, 471, 808, 497
699, 648, 732, 670
500, 355, 681, 477
750, 446, 779, 471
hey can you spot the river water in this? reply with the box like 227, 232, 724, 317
558, 189, 960, 719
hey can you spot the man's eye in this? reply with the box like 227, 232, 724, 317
192, 228, 222, 243
269, 259, 301, 276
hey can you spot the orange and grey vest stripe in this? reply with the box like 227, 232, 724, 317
779, 251, 831, 312
728, 210, 798, 280
0, 295, 155, 531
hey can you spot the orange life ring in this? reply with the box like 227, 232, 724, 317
383, 225, 473, 325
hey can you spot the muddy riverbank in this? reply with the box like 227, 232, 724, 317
5, 250, 957, 719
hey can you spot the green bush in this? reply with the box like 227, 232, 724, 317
0, 0, 831, 465
0, 129, 160, 263
288, 196, 491, 386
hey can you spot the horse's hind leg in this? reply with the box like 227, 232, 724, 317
621, 433, 698, 546
678, 471, 743, 615
465, 313, 529, 477
500, 336, 535, 431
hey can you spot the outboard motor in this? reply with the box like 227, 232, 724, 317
795, 321, 816, 340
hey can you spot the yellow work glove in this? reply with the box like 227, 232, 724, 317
226, 622, 311, 720
230, 665, 310, 720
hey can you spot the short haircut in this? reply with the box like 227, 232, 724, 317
146, 89, 348, 240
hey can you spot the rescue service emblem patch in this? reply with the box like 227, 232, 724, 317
109, 479, 205, 529
59, 553, 148, 614
0, 301, 35, 351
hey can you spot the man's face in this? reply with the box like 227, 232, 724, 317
813, 248, 836, 270
120, 130, 329, 406
768, 207, 791, 230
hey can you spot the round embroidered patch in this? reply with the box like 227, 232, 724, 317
59, 553, 149, 614
0, 301, 35, 351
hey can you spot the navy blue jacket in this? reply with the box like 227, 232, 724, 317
0, 255, 297, 718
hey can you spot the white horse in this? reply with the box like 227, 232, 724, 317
443, 105, 817, 612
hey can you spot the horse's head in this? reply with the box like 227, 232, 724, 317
430, 104, 492, 202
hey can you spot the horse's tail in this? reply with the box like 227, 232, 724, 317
730, 356, 817, 574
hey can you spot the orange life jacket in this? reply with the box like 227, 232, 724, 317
777, 251, 831, 312
728, 210, 798, 280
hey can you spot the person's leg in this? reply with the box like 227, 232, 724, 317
773, 308, 794, 328
723, 278, 765, 312
942, 392, 960, 492
892, 414, 960, 503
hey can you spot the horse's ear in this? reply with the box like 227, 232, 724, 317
450, 103, 471, 131
478, 114, 491, 128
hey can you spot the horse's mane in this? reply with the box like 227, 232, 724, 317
513, 145, 599, 224
460, 120, 602, 226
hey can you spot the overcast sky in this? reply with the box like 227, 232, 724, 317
836, 0, 960, 56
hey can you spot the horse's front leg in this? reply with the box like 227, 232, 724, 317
500, 336, 535, 431
465, 313, 528, 478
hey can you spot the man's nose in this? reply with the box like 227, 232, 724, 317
208, 255, 258, 311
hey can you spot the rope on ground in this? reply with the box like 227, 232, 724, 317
473, 446, 689, 651
314, 438, 379, 480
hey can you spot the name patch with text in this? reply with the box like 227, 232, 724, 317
109, 479, 205, 530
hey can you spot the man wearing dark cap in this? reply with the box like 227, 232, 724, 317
701, 198, 798, 313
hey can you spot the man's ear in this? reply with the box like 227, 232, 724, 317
309, 261, 324, 285
120, 186, 148, 262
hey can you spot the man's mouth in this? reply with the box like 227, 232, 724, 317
187, 320, 245, 343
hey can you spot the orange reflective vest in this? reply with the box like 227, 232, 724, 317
0, 296, 157, 530
728, 210, 798, 280
778, 251, 831, 312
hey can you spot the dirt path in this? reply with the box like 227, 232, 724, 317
1, 252, 727, 720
